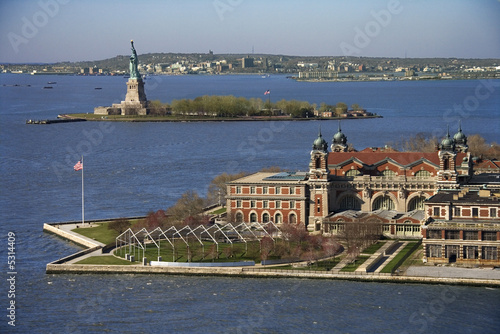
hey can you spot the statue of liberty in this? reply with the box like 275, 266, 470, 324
129, 40, 141, 80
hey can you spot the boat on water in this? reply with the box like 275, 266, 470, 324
43, 86, 53, 89
47, 81, 57, 84
94, 87, 102, 90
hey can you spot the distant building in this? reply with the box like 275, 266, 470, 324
297, 62, 319, 69
422, 188, 500, 265
241, 56, 254, 68
298, 71, 338, 79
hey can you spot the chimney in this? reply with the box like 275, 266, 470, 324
479, 189, 490, 198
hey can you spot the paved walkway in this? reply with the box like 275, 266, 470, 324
46, 222, 109, 264
406, 265, 500, 280
356, 241, 397, 273
54, 222, 106, 247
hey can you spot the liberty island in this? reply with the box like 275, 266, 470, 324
89, 41, 379, 121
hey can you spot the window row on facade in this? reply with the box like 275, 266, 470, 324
432, 207, 498, 218
234, 185, 299, 195
234, 200, 299, 210
234, 211, 297, 224
426, 230, 499, 241
426, 244, 498, 260
324, 223, 421, 237
343, 169, 434, 179
338, 194, 426, 211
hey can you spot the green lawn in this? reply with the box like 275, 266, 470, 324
72, 219, 141, 245
72, 223, 119, 245
115, 240, 264, 263
362, 242, 386, 254
210, 207, 227, 215
340, 255, 370, 272
380, 242, 419, 273
74, 256, 135, 265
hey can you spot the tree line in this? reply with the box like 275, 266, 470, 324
385, 133, 499, 159
148, 96, 363, 118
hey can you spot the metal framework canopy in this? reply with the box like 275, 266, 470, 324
115, 223, 282, 262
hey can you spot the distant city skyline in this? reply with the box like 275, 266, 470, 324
1, 0, 499, 63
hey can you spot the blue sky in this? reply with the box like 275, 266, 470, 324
1, 0, 499, 63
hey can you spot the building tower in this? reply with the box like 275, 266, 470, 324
437, 126, 459, 188
331, 122, 348, 152
453, 121, 468, 153
308, 128, 330, 232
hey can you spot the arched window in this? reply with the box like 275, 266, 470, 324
408, 196, 426, 211
340, 194, 361, 210
289, 213, 297, 224
250, 213, 257, 223
262, 213, 270, 223
381, 170, 396, 179
415, 170, 431, 179
346, 169, 361, 177
373, 195, 395, 210
235, 212, 243, 223
275, 213, 282, 224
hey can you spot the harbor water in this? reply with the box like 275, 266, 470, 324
0, 74, 499, 333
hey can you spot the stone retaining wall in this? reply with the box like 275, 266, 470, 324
43, 223, 103, 249
44, 263, 500, 287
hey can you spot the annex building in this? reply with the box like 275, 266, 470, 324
226, 124, 500, 265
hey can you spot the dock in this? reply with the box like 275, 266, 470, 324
26, 118, 86, 125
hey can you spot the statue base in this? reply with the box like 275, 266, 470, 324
94, 78, 149, 116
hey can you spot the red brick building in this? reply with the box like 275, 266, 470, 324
226, 172, 309, 225
422, 188, 500, 265
227, 124, 476, 235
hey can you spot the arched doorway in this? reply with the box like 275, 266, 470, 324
289, 213, 297, 224
275, 213, 282, 224
262, 213, 270, 223
250, 212, 257, 223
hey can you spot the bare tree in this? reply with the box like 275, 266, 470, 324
338, 220, 382, 261
206, 172, 248, 206
108, 218, 131, 234
260, 236, 274, 261
166, 190, 206, 226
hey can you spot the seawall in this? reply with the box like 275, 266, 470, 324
43, 223, 104, 249
44, 263, 500, 287
43, 221, 500, 287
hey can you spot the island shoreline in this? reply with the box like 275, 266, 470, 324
43, 221, 500, 287
59, 113, 383, 123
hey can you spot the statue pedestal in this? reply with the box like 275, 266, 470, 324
94, 78, 149, 116
124, 79, 147, 107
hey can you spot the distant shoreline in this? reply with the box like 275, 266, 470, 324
60, 114, 383, 123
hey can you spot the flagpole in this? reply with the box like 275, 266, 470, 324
81, 155, 84, 225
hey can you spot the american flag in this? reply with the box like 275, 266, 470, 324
74, 161, 83, 171
264, 90, 270, 95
